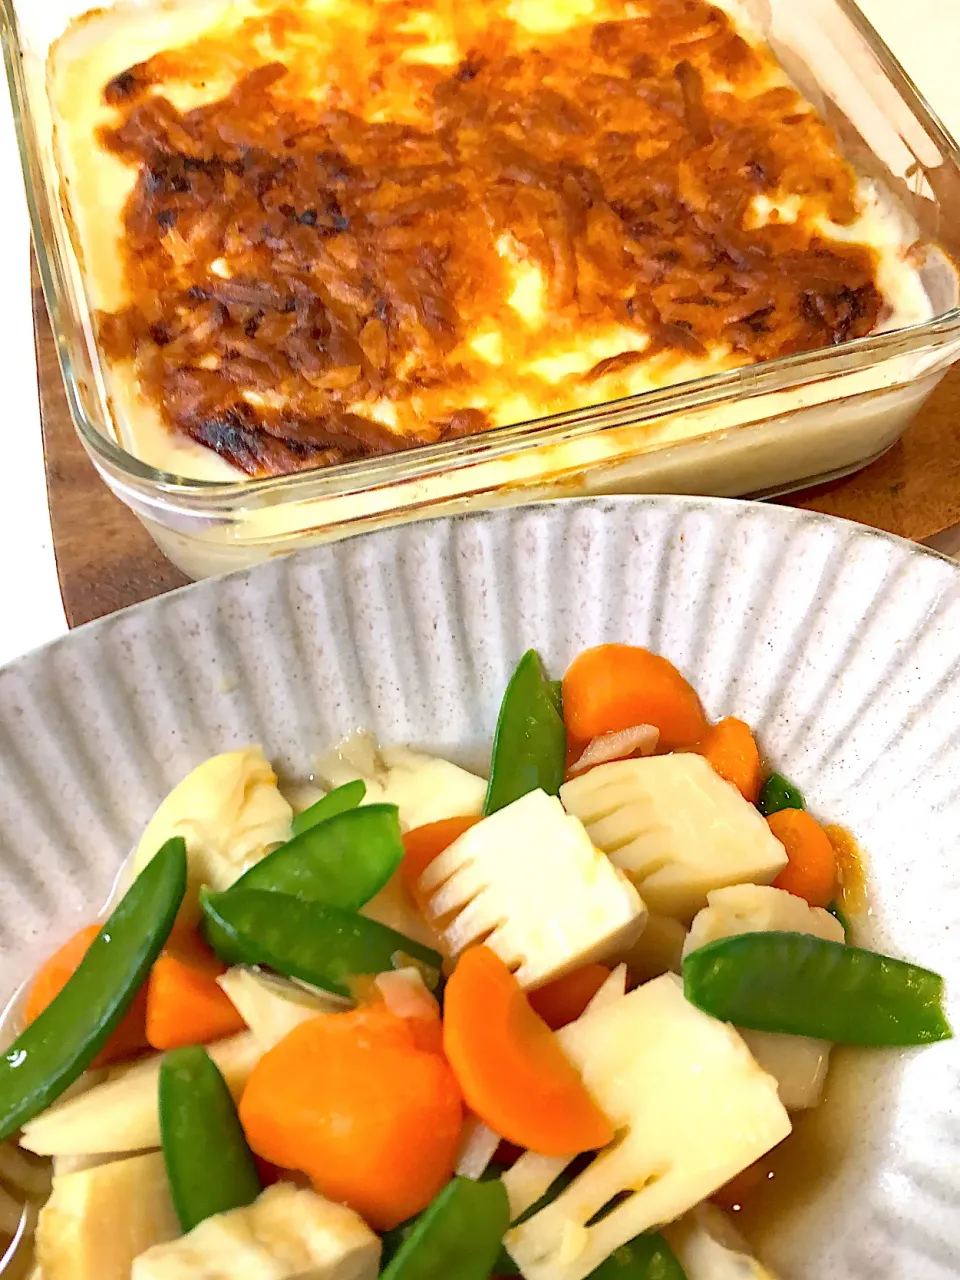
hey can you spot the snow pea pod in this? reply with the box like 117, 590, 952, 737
230, 803, 403, 910
757, 773, 804, 817
382, 1176, 509, 1280
202, 888, 442, 998
683, 931, 951, 1046
484, 650, 566, 816
291, 779, 366, 836
160, 1044, 261, 1232
590, 1234, 686, 1280
0, 836, 187, 1142
381, 1221, 417, 1271
546, 679, 563, 719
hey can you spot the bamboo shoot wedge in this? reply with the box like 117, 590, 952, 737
684, 885, 845, 1109
421, 789, 646, 988
503, 974, 790, 1280
560, 755, 787, 921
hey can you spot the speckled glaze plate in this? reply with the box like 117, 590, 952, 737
1, 496, 958, 1278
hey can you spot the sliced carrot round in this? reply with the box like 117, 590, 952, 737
527, 964, 610, 1031
443, 947, 614, 1157
699, 717, 761, 802
23, 925, 149, 1066
239, 1005, 462, 1230
562, 645, 708, 748
769, 808, 837, 908
400, 815, 481, 897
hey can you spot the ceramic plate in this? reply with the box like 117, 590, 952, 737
1, 496, 958, 1278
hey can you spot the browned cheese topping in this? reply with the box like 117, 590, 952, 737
94, 0, 887, 476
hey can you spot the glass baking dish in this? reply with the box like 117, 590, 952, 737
4, 0, 960, 580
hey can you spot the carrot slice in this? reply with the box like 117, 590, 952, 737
23, 925, 149, 1066
699, 717, 761, 802
769, 809, 837, 908
400, 816, 481, 897
145, 938, 246, 1051
161, 924, 226, 974
239, 1005, 462, 1230
527, 964, 610, 1031
562, 645, 708, 749
443, 947, 614, 1157
23, 925, 101, 1027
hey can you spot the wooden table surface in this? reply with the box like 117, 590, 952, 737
34, 256, 189, 628
33, 254, 960, 630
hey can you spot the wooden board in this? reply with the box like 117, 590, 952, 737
776, 376, 960, 532
33, 249, 960, 629
33, 255, 190, 628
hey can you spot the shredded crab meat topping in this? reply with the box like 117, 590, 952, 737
95, 0, 889, 475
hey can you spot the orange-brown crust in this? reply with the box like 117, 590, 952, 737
95, 0, 885, 475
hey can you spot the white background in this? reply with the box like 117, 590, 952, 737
0, 0, 957, 666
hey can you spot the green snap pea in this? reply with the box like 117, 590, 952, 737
159, 1045, 261, 1232
231, 803, 403, 909
381, 1220, 418, 1271
202, 889, 442, 998
484, 650, 566, 816
546, 679, 563, 719
589, 1234, 686, 1280
0, 837, 187, 1143
757, 773, 804, 816
683, 931, 952, 1046
291, 779, 366, 836
204, 804, 405, 961
381, 1176, 510, 1280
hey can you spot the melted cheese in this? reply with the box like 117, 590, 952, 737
48, 0, 934, 480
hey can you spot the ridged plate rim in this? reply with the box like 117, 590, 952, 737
1, 493, 959, 1279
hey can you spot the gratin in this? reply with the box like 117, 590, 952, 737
50, 0, 932, 478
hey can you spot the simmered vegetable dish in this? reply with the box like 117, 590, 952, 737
0, 645, 950, 1280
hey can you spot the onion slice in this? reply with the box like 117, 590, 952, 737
455, 1115, 502, 1180
374, 967, 440, 1022
567, 724, 660, 777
